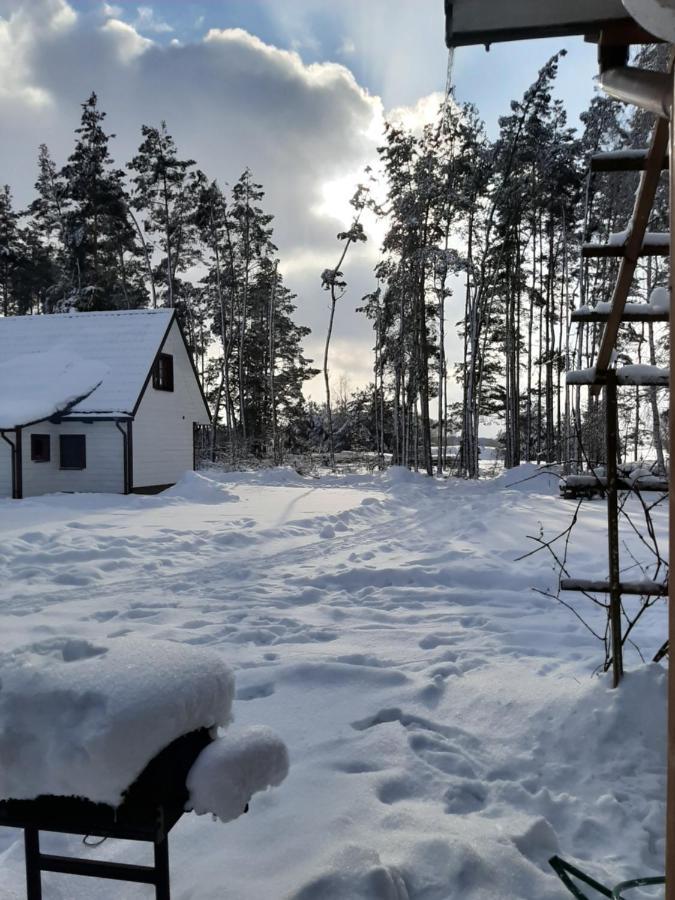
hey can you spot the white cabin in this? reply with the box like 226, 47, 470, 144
0, 309, 210, 498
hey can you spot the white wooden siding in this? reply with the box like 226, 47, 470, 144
0, 438, 12, 498
132, 321, 210, 489
21, 421, 125, 497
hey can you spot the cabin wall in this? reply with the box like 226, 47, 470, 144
132, 321, 210, 489
0, 437, 12, 498
21, 421, 125, 497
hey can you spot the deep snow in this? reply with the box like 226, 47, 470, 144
0, 465, 667, 899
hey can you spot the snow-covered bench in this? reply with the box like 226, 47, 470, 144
0, 637, 288, 900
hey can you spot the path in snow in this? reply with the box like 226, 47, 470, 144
0, 465, 668, 899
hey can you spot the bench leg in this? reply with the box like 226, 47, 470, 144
154, 836, 170, 900
24, 828, 42, 900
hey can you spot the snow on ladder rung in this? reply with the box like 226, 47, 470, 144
566, 365, 669, 387
590, 149, 669, 173
571, 304, 669, 323
572, 287, 670, 323
561, 578, 667, 596
561, 474, 668, 492
582, 233, 670, 258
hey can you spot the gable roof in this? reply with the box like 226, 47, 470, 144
0, 309, 175, 424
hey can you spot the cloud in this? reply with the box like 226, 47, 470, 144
337, 37, 356, 56
0, 0, 390, 392
0, 0, 76, 108
388, 91, 446, 133
134, 5, 173, 35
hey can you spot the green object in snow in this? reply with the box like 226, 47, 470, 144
549, 855, 665, 900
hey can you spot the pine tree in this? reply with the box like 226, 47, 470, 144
128, 122, 197, 309
58, 92, 146, 310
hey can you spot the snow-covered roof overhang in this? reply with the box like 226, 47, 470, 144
444, 0, 632, 47
0, 348, 109, 430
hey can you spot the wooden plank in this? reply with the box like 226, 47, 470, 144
582, 235, 669, 257
667, 61, 675, 900
590, 118, 671, 397
561, 578, 667, 595
571, 308, 669, 322
590, 150, 669, 172
566, 365, 669, 386
605, 372, 624, 688
561, 474, 668, 492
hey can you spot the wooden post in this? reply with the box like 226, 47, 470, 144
24, 828, 42, 900
154, 836, 170, 900
605, 369, 623, 688
667, 57, 675, 900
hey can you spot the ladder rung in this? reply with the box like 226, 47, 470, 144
571, 306, 669, 323
566, 365, 669, 387
590, 150, 669, 173
561, 578, 667, 595
561, 474, 668, 492
582, 234, 669, 258
617, 365, 669, 386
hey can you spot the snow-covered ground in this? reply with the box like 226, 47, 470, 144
0, 465, 667, 899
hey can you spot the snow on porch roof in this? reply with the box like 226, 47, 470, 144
444, 0, 631, 47
0, 309, 174, 423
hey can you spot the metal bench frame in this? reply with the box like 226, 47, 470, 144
0, 728, 212, 900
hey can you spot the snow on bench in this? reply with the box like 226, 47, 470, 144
0, 636, 288, 822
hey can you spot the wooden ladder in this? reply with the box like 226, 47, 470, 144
564, 117, 670, 689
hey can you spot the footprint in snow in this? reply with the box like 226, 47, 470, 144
236, 682, 275, 701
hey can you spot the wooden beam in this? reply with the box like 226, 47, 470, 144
605, 372, 624, 688
562, 474, 668, 492
590, 150, 669, 172
571, 308, 669, 322
566, 365, 669, 386
582, 235, 669, 257
561, 578, 667, 595
667, 59, 675, 900
590, 118, 670, 397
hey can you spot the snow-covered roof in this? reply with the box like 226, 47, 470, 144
0, 349, 109, 430
0, 309, 174, 426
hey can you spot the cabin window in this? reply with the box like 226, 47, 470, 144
31, 434, 50, 463
60, 435, 86, 470
153, 353, 174, 392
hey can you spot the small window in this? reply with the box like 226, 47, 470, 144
152, 353, 174, 392
31, 434, 50, 462
60, 435, 86, 470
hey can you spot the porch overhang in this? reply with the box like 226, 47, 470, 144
444, 0, 636, 47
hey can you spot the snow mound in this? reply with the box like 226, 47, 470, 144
0, 347, 108, 429
187, 725, 289, 822
163, 471, 239, 504
492, 463, 560, 493
0, 636, 235, 805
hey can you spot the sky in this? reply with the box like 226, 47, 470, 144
0, 0, 602, 402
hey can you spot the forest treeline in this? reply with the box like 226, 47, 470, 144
0, 46, 669, 474
349, 43, 669, 476
0, 93, 317, 458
